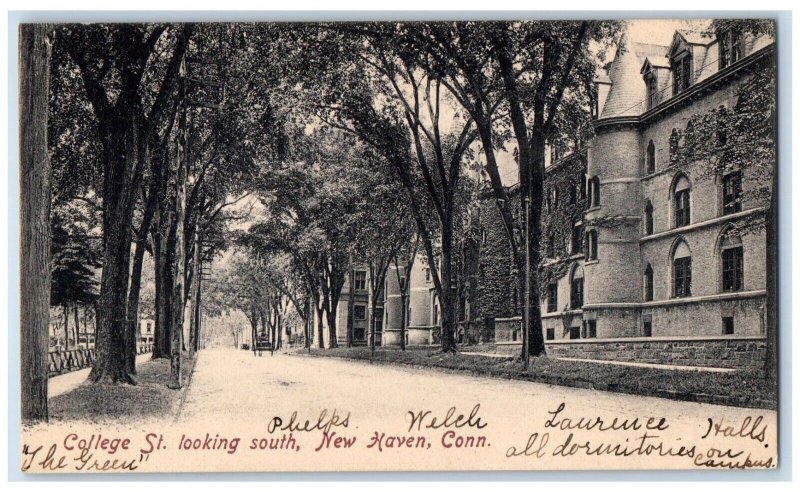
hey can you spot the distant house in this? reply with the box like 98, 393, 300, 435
139, 318, 155, 344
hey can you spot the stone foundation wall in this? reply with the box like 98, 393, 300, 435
496, 335, 765, 369
495, 317, 523, 343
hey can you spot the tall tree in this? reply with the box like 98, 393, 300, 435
20, 23, 52, 423
58, 23, 193, 383
392, 21, 620, 357
295, 24, 481, 352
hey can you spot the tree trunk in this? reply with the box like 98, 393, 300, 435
346, 263, 354, 348
20, 22, 51, 423
326, 308, 338, 349
63, 304, 69, 350
152, 220, 170, 359
73, 304, 80, 350
315, 295, 325, 349
168, 80, 188, 390
305, 296, 312, 351
439, 221, 457, 352
126, 238, 148, 374
192, 255, 202, 352
525, 135, 547, 357
90, 115, 140, 384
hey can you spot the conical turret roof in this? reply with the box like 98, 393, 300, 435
599, 32, 648, 119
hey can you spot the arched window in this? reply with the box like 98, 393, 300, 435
590, 176, 601, 207
644, 200, 654, 235
673, 174, 691, 227
646, 140, 656, 174
720, 229, 744, 292
672, 239, 692, 298
585, 230, 598, 260
644, 264, 654, 301
570, 265, 584, 309
669, 128, 680, 163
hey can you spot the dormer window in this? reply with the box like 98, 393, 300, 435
718, 29, 743, 69
672, 53, 693, 95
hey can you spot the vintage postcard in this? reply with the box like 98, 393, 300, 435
17, 16, 779, 473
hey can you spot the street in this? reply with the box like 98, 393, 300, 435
178, 347, 773, 427
166, 347, 778, 471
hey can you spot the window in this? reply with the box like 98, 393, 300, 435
570, 183, 577, 205
569, 326, 580, 339
146, 322, 152, 334
354, 271, 367, 290
590, 176, 601, 207
722, 316, 735, 335
644, 201, 654, 236
642, 317, 653, 337
646, 73, 659, 110
646, 140, 656, 174
721, 232, 744, 292
373, 308, 384, 332
672, 53, 693, 95
585, 230, 598, 260
586, 320, 597, 338
570, 266, 584, 309
546, 235, 555, 258
672, 240, 692, 298
644, 264, 654, 301
571, 223, 584, 255
673, 174, 691, 227
424, 267, 431, 283
546, 328, 555, 341
719, 29, 743, 69
354, 305, 367, 320
722, 172, 742, 215
546, 283, 558, 313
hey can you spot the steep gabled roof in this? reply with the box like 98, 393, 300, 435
599, 34, 668, 118
668, 30, 714, 58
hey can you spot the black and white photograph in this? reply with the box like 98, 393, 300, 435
13, 10, 785, 475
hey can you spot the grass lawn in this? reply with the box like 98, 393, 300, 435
298, 346, 776, 410
48, 353, 198, 423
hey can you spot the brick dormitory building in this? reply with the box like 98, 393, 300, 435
332, 27, 774, 370
479, 27, 775, 369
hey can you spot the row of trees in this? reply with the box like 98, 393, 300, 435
21, 20, 777, 423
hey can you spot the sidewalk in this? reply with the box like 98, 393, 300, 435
459, 351, 735, 372
49, 353, 152, 398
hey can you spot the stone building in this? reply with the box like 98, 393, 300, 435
489, 27, 774, 368
336, 257, 440, 347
